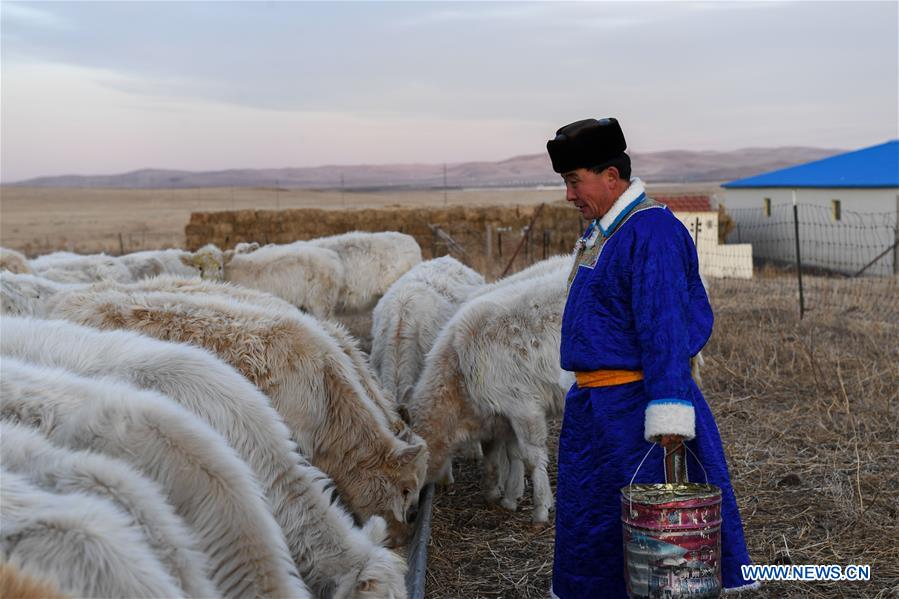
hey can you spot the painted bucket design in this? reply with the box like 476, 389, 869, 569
621, 483, 722, 599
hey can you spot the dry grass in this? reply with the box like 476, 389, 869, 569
423, 281, 898, 599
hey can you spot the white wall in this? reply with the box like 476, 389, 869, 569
674, 210, 753, 280
721, 188, 899, 276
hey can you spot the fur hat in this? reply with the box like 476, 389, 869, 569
546, 118, 627, 174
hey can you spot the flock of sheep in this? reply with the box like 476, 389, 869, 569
0, 233, 573, 599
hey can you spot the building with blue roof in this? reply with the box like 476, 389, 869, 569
720, 140, 898, 277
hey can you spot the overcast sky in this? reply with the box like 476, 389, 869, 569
1, 1, 896, 182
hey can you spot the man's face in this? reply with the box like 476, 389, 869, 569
562, 167, 618, 221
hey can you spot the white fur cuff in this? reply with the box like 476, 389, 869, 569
644, 400, 695, 442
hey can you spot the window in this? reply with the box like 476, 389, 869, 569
831, 199, 842, 221
763, 197, 771, 217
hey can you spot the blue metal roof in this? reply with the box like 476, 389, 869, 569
723, 140, 899, 189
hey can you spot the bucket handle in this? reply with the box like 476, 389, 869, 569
626, 442, 711, 514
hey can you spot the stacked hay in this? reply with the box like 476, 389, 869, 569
186, 202, 584, 276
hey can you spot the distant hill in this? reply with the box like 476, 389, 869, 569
6, 146, 845, 189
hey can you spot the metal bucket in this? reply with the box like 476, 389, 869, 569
621, 483, 722, 598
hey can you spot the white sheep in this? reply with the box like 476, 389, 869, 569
223, 241, 345, 318
309, 231, 422, 313
370, 256, 486, 408
99, 273, 421, 449
43, 288, 429, 547
0, 315, 407, 599
0, 247, 32, 274
26, 251, 80, 269
0, 421, 218, 598
1, 469, 186, 599
0, 272, 68, 317
408, 269, 570, 524
224, 241, 262, 259
470, 254, 573, 298
122, 244, 226, 281
0, 357, 309, 599
29, 253, 134, 284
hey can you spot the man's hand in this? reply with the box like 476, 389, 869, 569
658, 434, 684, 450
660, 435, 687, 483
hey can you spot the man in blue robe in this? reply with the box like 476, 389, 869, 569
546, 118, 757, 597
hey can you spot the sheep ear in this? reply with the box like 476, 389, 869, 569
179, 254, 193, 267
362, 515, 388, 545
395, 443, 425, 467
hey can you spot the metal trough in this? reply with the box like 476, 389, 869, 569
405, 483, 435, 599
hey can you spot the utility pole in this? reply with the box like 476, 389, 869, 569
341, 173, 345, 208
443, 163, 448, 207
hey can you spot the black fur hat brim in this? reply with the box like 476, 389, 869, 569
546, 117, 627, 174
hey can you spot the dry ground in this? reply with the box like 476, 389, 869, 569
0, 183, 724, 256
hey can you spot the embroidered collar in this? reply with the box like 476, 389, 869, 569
598, 177, 646, 237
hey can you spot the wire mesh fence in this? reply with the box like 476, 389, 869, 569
424, 218, 583, 281
706, 204, 898, 323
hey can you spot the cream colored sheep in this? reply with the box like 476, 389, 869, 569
44, 288, 428, 547
0, 247, 32, 274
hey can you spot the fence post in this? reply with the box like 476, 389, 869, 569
500, 204, 545, 277
792, 190, 805, 319
485, 223, 493, 275
894, 193, 899, 276
118, 233, 125, 256
525, 226, 532, 264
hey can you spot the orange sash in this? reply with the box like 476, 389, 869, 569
575, 369, 644, 388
